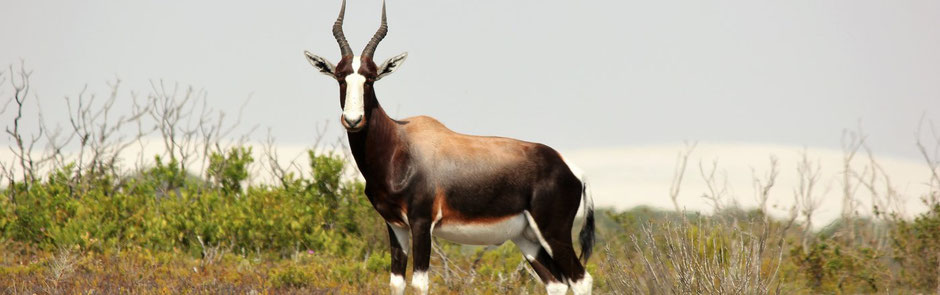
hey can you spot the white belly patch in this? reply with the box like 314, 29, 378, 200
433, 213, 527, 245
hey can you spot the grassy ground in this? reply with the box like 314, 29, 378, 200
0, 240, 550, 294
3, 207, 935, 294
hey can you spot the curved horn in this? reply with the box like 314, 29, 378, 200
332, 0, 353, 57
361, 0, 387, 58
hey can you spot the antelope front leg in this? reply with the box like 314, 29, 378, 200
409, 218, 432, 295
387, 224, 410, 295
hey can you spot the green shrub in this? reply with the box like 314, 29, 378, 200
0, 196, 12, 239
2, 139, 937, 293
789, 239, 881, 293
365, 251, 391, 272
207, 147, 253, 196
892, 203, 940, 290
0, 149, 380, 261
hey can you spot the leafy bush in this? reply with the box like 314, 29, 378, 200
892, 203, 940, 290
0, 150, 379, 259
789, 239, 882, 292
207, 147, 253, 196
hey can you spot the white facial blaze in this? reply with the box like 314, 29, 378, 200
343, 57, 366, 124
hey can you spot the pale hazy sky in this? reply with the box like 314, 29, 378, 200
2, 0, 939, 160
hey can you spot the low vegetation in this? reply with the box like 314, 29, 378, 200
2, 64, 940, 294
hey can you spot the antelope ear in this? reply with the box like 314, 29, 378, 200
304, 51, 336, 77
376, 52, 408, 81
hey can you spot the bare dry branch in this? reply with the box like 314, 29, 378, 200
700, 158, 731, 213
840, 126, 867, 242
752, 155, 779, 218
4, 61, 36, 187
669, 141, 696, 212
916, 116, 940, 206
794, 149, 823, 251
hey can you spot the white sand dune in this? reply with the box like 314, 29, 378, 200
563, 143, 934, 227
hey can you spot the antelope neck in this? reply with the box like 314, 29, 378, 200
346, 99, 400, 179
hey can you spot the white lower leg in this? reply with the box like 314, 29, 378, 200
546, 281, 569, 295
411, 271, 429, 295
571, 272, 593, 295
390, 274, 406, 295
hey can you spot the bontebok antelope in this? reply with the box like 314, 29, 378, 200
303, 1, 595, 294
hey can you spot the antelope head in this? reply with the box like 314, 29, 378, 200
304, 0, 408, 132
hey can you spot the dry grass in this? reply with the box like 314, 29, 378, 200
600, 217, 788, 295
0, 240, 551, 294
0, 242, 362, 294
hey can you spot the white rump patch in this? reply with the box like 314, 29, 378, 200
562, 155, 586, 182
342, 57, 366, 123
390, 274, 406, 295
411, 271, 429, 294
433, 214, 527, 245
571, 272, 593, 295
561, 155, 593, 233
